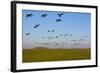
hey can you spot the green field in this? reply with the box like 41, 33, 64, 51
22, 47, 91, 63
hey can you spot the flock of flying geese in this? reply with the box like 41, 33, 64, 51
25, 12, 88, 47
41, 33, 72, 40
25, 13, 64, 36
32, 35, 88, 48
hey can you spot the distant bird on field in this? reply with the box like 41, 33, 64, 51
41, 14, 48, 18
56, 19, 63, 22
57, 13, 64, 17
26, 13, 33, 17
25, 33, 30, 36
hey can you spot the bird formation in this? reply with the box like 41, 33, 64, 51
24, 12, 88, 48
25, 13, 64, 36
32, 38, 87, 48
41, 33, 72, 39
56, 13, 64, 22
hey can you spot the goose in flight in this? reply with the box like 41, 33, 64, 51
33, 24, 40, 29
56, 18, 63, 22
26, 13, 33, 17
25, 33, 30, 36
41, 14, 48, 18
57, 13, 64, 17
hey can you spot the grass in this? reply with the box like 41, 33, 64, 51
22, 47, 91, 63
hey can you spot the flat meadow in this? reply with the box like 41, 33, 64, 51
22, 47, 91, 63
